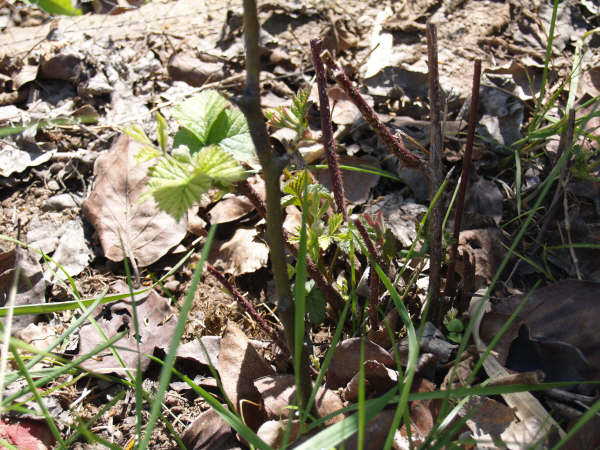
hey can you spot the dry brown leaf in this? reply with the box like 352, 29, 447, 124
257, 420, 302, 448
255, 374, 344, 425
457, 228, 505, 289
82, 134, 187, 267
0, 248, 46, 333
326, 337, 395, 389
209, 227, 269, 276
208, 195, 255, 224
182, 408, 241, 450
172, 336, 221, 367
77, 287, 176, 374
479, 280, 600, 381
217, 321, 274, 431
462, 396, 516, 439
343, 360, 398, 402
313, 155, 380, 204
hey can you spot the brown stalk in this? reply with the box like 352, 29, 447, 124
354, 218, 384, 330
206, 263, 289, 356
311, 38, 347, 220
320, 50, 428, 176
426, 22, 445, 325
444, 59, 481, 299
237, 0, 310, 408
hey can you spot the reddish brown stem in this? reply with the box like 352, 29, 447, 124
207, 263, 289, 356
320, 50, 428, 175
444, 59, 481, 299
354, 218, 383, 330
311, 38, 347, 220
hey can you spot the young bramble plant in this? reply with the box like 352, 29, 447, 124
265, 87, 312, 144
126, 89, 255, 220
282, 170, 350, 275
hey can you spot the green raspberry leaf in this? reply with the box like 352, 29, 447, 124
146, 145, 247, 221
171, 90, 229, 145
171, 90, 257, 166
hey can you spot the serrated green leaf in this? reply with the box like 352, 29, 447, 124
173, 127, 203, 152
125, 124, 160, 162
171, 90, 229, 145
206, 108, 256, 164
328, 213, 344, 235
156, 112, 168, 152
124, 124, 154, 147
146, 146, 246, 221
194, 145, 248, 187
134, 146, 162, 163
171, 90, 257, 165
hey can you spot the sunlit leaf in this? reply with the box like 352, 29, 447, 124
33, 0, 81, 15
146, 146, 247, 220
156, 111, 168, 152
171, 90, 229, 145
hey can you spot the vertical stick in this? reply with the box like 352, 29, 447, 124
445, 59, 481, 299
238, 0, 311, 409
311, 38, 347, 220
426, 22, 444, 325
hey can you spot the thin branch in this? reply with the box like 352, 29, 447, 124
354, 218, 384, 330
311, 38, 347, 219
206, 263, 289, 356
444, 59, 481, 299
237, 0, 311, 408
426, 22, 444, 325
320, 50, 429, 176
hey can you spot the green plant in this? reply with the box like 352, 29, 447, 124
126, 89, 254, 220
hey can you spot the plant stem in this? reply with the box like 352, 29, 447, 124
311, 38, 347, 220
206, 263, 289, 357
237, 180, 346, 312
444, 59, 481, 299
426, 22, 444, 325
237, 0, 311, 409
354, 219, 383, 330
320, 50, 428, 176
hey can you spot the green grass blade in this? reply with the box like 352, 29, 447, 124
294, 172, 309, 410
2, 291, 106, 389
294, 385, 399, 450
2, 331, 126, 407
8, 341, 65, 447
309, 164, 405, 182
137, 225, 216, 449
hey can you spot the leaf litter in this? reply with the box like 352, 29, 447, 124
0, 0, 599, 447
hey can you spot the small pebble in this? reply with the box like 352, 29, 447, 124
43, 193, 79, 211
